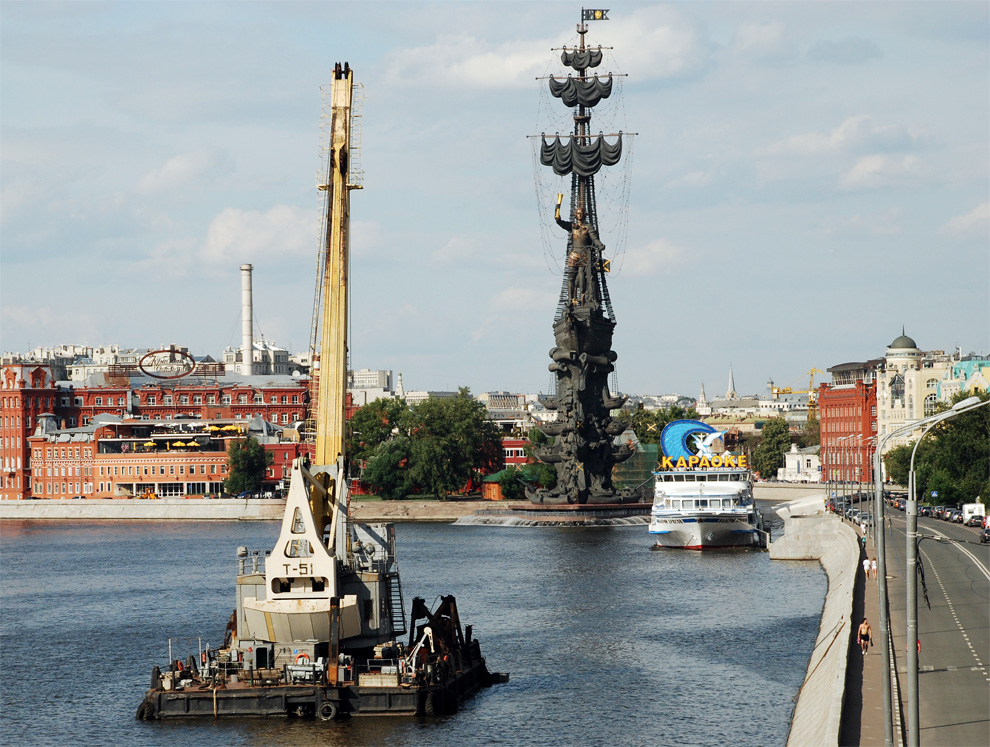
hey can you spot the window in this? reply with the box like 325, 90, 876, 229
95, 397, 103, 406
207, 396, 215, 405
180, 395, 189, 405
163, 396, 173, 405
118, 397, 125, 406
281, 396, 288, 404
292, 395, 299, 404
221, 395, 231, 405
923, 393, 938, 417
147, 395, 157, 405
238, 395, 248, 404
193, 396, 202, 405
271, 395, 278, 404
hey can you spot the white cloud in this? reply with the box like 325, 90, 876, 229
200, 205, 316, 264
940, 202, 990, 239
1, 304, 99, 348
136, 148, 228, 194
488, 286, 547, 312
668, 170, 712, 188
382, 5, 710, 90
731, 22, 796, 64
839, 154, 920, 190
761, 116, 928, 158
620, 239, 683, 274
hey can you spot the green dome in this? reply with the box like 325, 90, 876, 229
889, 332, 917, 350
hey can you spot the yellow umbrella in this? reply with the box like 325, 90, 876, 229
173, 441, 186, 447
207, 426, 221, 431
186, 441, 201, 447
143, 441, 156, 447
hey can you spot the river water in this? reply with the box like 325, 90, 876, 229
0, 520, 824, 746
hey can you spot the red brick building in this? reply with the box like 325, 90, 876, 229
1, 362, 311, 500
818, 361, 879, 484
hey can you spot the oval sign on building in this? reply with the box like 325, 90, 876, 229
138, 349, 198, 379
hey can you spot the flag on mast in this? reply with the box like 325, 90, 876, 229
582, 9, 610, 21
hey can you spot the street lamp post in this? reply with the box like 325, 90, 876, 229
903, 395, 987, 747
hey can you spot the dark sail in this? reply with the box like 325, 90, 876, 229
540, 133, 623, 177
548, 74, 613, 108
561, 48, 603, 70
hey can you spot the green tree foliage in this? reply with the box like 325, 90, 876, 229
751, 417, 792, 479
224, 436, 273, 494
614, 404, 700, 444
797, 415, 820, 448
347, 397, 409, 465
362, 437, 414, 500
523, 427, 558, 490
407, 388, 503, 498
885, 392, 990, 507
357, 389, 503, 499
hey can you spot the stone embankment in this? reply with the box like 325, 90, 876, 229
0, 497, 286, 521
0, 497, 504, 522
769, 495, 859, 747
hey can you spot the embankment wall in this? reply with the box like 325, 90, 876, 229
0, 498, 502, 523
0, 498, 285, 521
770, 512, 859, 747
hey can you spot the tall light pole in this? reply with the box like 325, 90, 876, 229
904, 395, 987, 747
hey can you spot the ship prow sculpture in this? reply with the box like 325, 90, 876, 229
527, 11, 647, 506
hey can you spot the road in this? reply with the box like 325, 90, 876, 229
883, 510, 990, 746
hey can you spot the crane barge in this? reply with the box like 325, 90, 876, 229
136, 62, 505, 722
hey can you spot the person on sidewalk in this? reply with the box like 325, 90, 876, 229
863, 557, 871, 577
858, 618, 873, 655
870, 557, 877, 580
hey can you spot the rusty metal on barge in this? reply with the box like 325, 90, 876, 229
136, 61, 505, 721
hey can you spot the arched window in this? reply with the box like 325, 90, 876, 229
923, 393, 938, 417
889, 374, 904, 403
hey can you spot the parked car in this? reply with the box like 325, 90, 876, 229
949, 509, 963, 523
965, 514, 985, 527
981, 527, 990, 544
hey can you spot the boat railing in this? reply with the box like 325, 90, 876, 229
237, 548, 270, 576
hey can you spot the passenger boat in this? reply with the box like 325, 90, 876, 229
648, 466, 764, 549
648, 419, 765, 549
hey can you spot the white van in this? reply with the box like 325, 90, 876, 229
961, 502, 986, 526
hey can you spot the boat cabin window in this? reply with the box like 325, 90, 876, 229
285, 539, 313, 557
697, 499, 708, 508
290, 507, 306, 534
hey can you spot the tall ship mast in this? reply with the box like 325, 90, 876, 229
137, 63, 504, 722
528, 11, 645, 505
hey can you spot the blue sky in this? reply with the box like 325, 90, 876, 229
2, 1, 987, 399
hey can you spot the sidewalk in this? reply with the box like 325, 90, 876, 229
840, 524, 905, 746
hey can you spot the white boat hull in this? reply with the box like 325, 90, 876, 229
649, 513, 761, 550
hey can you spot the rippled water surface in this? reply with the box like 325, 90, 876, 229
0, 520, 824, 746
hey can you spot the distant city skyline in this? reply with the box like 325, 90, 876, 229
2, 2, 987, 398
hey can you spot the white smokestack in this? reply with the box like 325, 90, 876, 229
240, 263, 254, 376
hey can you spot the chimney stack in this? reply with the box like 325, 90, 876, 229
240, 264, 254, 376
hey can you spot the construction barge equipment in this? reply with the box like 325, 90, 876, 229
136, 62, 505, 721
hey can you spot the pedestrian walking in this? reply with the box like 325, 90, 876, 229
858, 618, 873, 655
863, 557, 871, 577
870, 557, 877, 580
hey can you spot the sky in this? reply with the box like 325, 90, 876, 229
2, 1, 988, 399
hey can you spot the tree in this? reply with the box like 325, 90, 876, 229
406, 388, 503, 498
362, 437, 414, 500
751, 417, 792, 479
884, 392, 990, 506
797, 415, 820, 448
523, 427, 558, 490
347, 397, 409, 467
225, 436, 273, 494
614, 404, 700, 445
